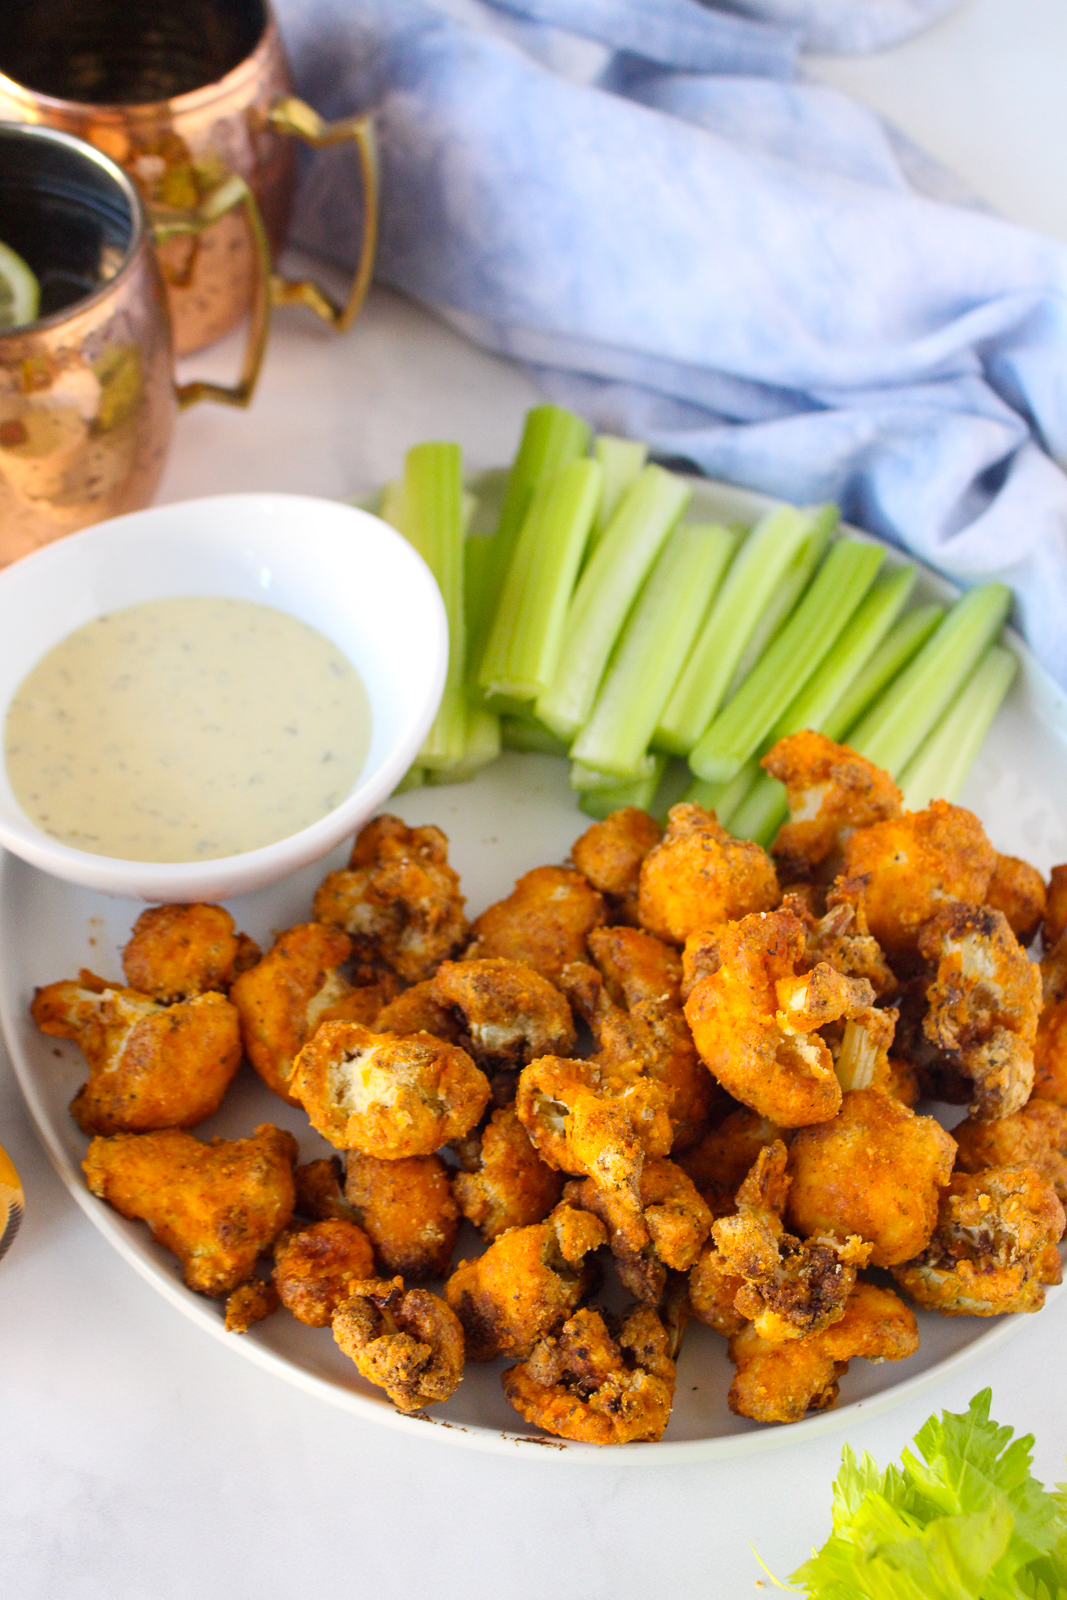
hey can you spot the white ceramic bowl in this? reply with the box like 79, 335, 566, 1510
0, 493, 447, 901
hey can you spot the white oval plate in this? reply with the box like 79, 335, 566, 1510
3, 477, 1067, 1463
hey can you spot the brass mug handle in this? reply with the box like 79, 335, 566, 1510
149, 174, 272, 409
266, 95, 380, 332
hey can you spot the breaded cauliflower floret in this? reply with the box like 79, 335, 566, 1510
688, 1243, 748, 1337
710, 1142, 871, 1343
429, 958, 576, 1075
293, 1156, 361, 1223
840, 799, 996, 964
919, 904, 1041, 1121
345, 1151, 459, 1279
786, 1089, 956, 1267
588, 923, 682, 1010
313, 815, 468, 983
33, 972, 241, 1135
502, 1304, 676, 1444
445, 1203, 607, 1361
229, 923, 395, 1106
224, 1278, 279, 1334
373, 981, 463, 1044
793, 879, 897, 999
452, 1107, 563, 1242
290, 1021, 489, 1158
273, 1219, 376, 1327
332, 1277, 464, 1412
986, 855, 1046, 947
677, 1108, 784, 1218
83, 1124, 297, 1297
563, 1157, 713, 1303
763, 731, 902, 884
1043, 865, 1067, 950
122, 903, 260, 1001
683, 909, 871, 1127
463, 865, 606, 985
953, 1099, 1067, 1201
1033, 933, 1067, 1105
727, 1280, 918, 1425
570, 807, 663, 925
891, 1165, 1065, 1316
638, 803, 779, 946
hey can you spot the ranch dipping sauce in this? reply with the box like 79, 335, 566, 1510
4, 596, 371, 862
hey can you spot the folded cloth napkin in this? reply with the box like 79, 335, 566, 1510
276, 0, 1067, 686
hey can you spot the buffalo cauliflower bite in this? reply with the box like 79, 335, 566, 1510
429, 957, 576, 1076
1043, 866, 1067, 949
570, 807, 663, 925
763, 731, 903, 884
891, 1165, 1065, 1316
727, 1280, 919, 1425
313, 815, 468, 983
33, 972, 241, 1135
373, 982, 463, 1044
294, 1156, 360, 1223
1033, 933, 1067, 1104
273, 1219, 376, 1326
677, 1108, 783, 1218
463, 865, 606, 985
793, 880, 897, 1000
452, 1107, 563, 1242
224, 1278, 279, 1333
563, 1157, 713, 1303
953, 1099, 1067, 1201
332, 1277, 464, 1412
229, 923, 395, 1107
985, 855, 1046, 947
919, 903, 1041, 1120
785, 1089, 956, 1267
710, 1143, 871, 1343
638, 803, 779, 946
839, 799, 997, 964
501, 1303, 676, 1444
683, 909, 871, 1127
290, 1021, 489, 1158
344, 1151, 459, 1279
83, 1123, 297, 1296
122, 903, 260, 1001
688, 1243, 748, 1337
445, 1203, 607, 1361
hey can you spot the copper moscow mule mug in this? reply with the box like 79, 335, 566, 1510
0, 123, 250, 562
0, 0, 378, 372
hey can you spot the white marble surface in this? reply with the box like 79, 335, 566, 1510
5, 2, 1067, 1595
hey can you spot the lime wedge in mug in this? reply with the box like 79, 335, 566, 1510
0, 240, 41, 331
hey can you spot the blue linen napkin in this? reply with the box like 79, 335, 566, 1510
276, 0, 1067, 686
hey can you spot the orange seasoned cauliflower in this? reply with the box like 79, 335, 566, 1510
429, 957, 576, 1076
122, 903, 260, 1001
452, 1107, 563, 1242
638, 803, 779, 946
1033, 932, 1067, 1105
676, 1108, 784, 1218
373, 981, 463, 1043
570, 807, 662, 925
345, 1151, 459, 1279
763, 731, 902, 884
273, 1219, 376, 1327
1043, 865, 1067, 949
564, 1156, 713, 1303
953, 1099, 1067, 1201
224, 1278, 279, 1334
463, 865, 606, 985
332, 1277, 464, 1412
985, 855, 1046, 947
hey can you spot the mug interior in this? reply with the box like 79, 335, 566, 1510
0, 125, 136, 321
0, 0, 267, 106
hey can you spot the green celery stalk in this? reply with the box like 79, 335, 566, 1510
689, 539, 885, 783
426, 705, 502, 785
576, 754, 667, 820
377, 477, 404, 530
823, 602, 944, 742
500, 715, 571, 757
728, 771, 788, 846
899, 645, 1017, 812
570, 523, 736, 778
655, 505, 837, 756
723, 513, 835, 700
399, 442, 467, 769
464, 533, 497, 661
536, 465, 691, 739
849, 583, 1012, 775
682, 756, 761, 826
587, 435, 648, 556
469, 404, 591, 683
477, 457, 603, 703
391, 764, 426, 795
571, 752, 659, 792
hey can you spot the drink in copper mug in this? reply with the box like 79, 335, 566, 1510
0, 0, 378, 358
0, 122, 259, 562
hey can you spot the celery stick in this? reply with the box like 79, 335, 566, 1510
724, 513, 835, 699
570, 523, 736, 778
392, 764, 426, 794
378, 477, 404, 530
823, 602, 944, 742
577, 755, 667, 820
469, 405, 591, 682
426, 706, 501, 785
500, 715, 571, 757
587, 435, 648, 555
849, 583, 1012, 776
571, 753, 659, 792
655, 505, 837, 756
682, 756, 761, 826
536, 466, 691, 739
399, 442, 467, 769
464, 533, 497, 659
728, 772, 788, 846
689, 539, 885, 783
899, 644, 1017, 812
766, 566, 916, 746
477, 457, 602, 703
649, 757, 693, 824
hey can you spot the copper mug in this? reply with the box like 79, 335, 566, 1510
0, 0, 378, 380
0, 122, 247, 561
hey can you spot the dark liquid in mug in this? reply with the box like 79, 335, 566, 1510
0, 0, 265, 105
